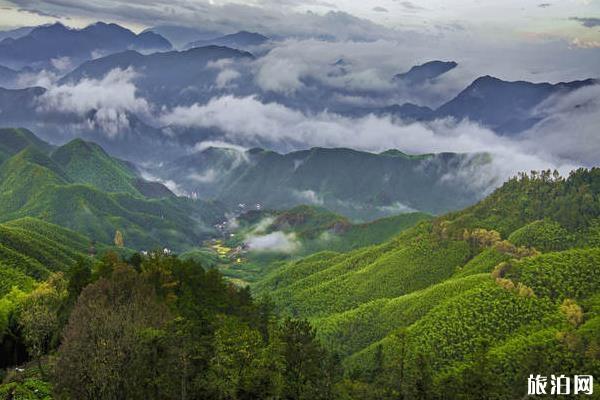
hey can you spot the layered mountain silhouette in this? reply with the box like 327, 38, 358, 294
157, 146, 490, 218
185, 31, 270, 50
394, 60, 458, 85
60, 45, 254, 106
433, 75, 597, 134
143, 25, 226, 48
0, 26, 36, 42
0, 128, 222, 250
0, 64, 17, 87
0, 22, 172, 69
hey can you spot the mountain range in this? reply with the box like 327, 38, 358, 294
364, 75, 597, 134
157, 146, 491, 219
0, 22, 172, 69
185, 31, 270, 51
252, 167, 600, 397
0, 128, 222, 251
393, 60, 458, 86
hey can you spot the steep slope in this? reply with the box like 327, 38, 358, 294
394, 60, 458, 85
253, 168, 600, 397
50, 138, 171, 197
0, 217, 89, 295
0, 127, 53, 164
161, 146, 490, 219
0, 141, 222, 251
60, 46, 254, 107
434, 75, 597, 134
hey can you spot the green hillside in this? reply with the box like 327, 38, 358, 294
50, 139, 143, 196
0, 128, 52, 164
0, 217, 89, 295
0, 137, 223, 251
211, 206, 431, 284
253, 168, 600, 398
161, 146, 490, 219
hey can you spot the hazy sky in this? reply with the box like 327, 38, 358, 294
1, 0, 599, 44
0, 0, 598, 82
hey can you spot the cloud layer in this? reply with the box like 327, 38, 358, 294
36, 67, 151, 136
159, 92, 593, 192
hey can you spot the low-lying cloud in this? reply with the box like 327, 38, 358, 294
160, 93, 592, 192
35, 67, 152, 137
245, 231, 300, 253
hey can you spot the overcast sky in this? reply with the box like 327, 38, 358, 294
0, 0, 599, 82
1, 0, 599, 42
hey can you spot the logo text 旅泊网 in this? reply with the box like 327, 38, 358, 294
528, 374, 594, 395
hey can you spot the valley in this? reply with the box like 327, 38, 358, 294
0, 10, 598, 399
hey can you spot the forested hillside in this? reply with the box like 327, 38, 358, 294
209, 205, 431, 284
0, 127, 598, 399
254, 168, 600, 398
0, 129, 223, 251
0, 218, 89, 296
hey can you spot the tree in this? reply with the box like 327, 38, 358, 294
54, 266, 170, 400
280, 318, 332, 400
205, 316, 266, 399
114, 230, 124, 247
18, 273, 66, 378
560, 298, 583, 327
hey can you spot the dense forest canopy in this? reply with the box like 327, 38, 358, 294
0, 168, 598, 399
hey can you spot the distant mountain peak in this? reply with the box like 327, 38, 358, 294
435, 75, 596, 134
394, 60, 458, 85
185, 30, 269, 50
0, 21, 171, 69
31, 22, 69, 36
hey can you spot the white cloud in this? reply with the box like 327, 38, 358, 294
159, 94, 586, 193
522, 84, 600, 166
251, 217, 275, 234
36, 67, 152, 137
50, 56, 73, 72
376, 201, 416, 214
293, 189, 324, 205
16, 69, 60, 88
139, 170, 185, 196
192, 140, 248, 153
215, 69, 241, 88
570, 37, 600, 49
250, 38, 471, 107
245, 231, 300, 253
188, 169, 218, 183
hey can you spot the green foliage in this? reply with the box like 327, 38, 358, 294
1, 135, 600, 400
453, 248, 510, 278
219, 208, 430, 284
442, 168, 600, 236
315, 274, 490, 358
51, 138, 143, 196
247, 169, 600, 398
508, 219, 572, 251
49, 253, 336, 400
0, 378, 52, 400
256, 223, 471, 318
0, 218, 88, 288
0, 128, 52, 165
509, 247, 600, 301
0, 147, 223, 251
